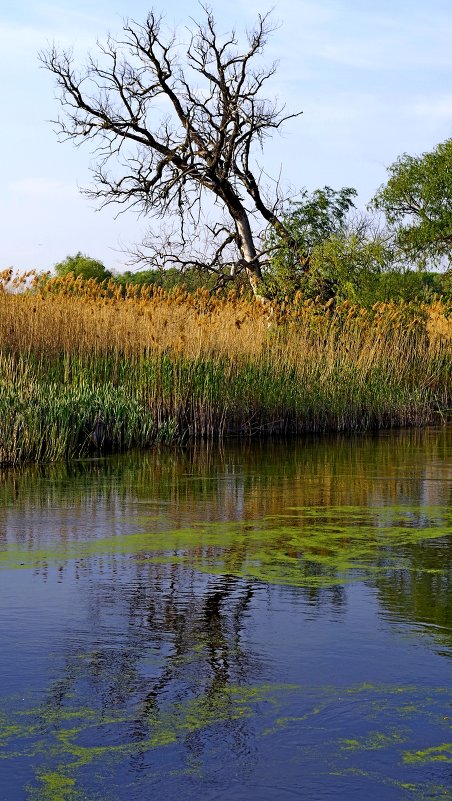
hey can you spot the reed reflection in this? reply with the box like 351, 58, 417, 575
0, 426, 451, 646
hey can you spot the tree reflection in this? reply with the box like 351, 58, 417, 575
372, 538, 452, 651
35, 554, 259, 774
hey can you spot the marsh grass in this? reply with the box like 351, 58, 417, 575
0, 271, 451, 465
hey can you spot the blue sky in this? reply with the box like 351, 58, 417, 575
2, 0, 452, 273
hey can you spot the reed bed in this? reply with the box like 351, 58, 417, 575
0, 270, 451, 465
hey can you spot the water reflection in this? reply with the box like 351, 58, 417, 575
0, 427, 451, 800
1, 425, 451, 516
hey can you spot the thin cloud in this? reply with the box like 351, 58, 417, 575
8, 179, 79, 199
272, 1, 452, 72
411, 95, 452, 121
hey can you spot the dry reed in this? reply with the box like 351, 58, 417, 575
0, 271, 450, 465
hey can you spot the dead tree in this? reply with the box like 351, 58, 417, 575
41, 7, 300, 299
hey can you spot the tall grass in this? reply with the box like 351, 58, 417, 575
0, 270, 451, 465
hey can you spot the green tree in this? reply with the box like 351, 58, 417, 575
54, 252, 111, 282
307, 220, 395, 304
113, 268, 162, 290
371, 138, 452, 268
113, 266, 215, 293
264, 186, 357, 297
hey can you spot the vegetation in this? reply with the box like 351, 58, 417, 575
372, 138, 452, 269
54, 252, 111, 282
40, 5, 452, 308
265, 182, 452, 306
264, 186, 358, 298
0, 270, 450, 465
5, 12, 452, 468
113, 266, 216, 293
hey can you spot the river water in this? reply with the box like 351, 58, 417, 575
0, 427, 451, 800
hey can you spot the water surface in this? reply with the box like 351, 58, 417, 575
0, 428, 451, 800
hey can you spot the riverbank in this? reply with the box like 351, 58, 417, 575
0, 274, 451, 465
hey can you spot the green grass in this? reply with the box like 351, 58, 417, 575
0, 349, 448, 466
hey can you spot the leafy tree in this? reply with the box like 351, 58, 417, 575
371, 138, 452, 268
41, 9, 302, 301
306, 238, 449, 306
54, 252, 111, 282
307, 225, 393, 304
113, 268, 162, 290
440, 268, 452, 299
265, 185, 447, 305
299, 213, 406, 304
264, 186, 357, 297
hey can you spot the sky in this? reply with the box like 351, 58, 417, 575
2, 0, 452, 274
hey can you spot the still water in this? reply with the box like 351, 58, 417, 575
0, 428, 451, 800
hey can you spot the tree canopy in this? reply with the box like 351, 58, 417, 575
372, 138, 452, 269
264, 186, 357, 296
54, 252, 111, 282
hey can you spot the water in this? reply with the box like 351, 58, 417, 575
0, 428, 451, 800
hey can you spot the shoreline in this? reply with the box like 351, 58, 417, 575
1, 280, 450, 467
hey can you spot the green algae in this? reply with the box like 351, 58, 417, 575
18, 706, 100, 726
31, 772, 76, 801
53, 727, 125, 768
3, 680, 452, 801
0, 709, 41, 754
396, 704, 424, 715
1, 437, 451, 800
142, 683, 300, 747
403, 742, 452, 764
311, 683, 452, 791
0, 721, 23, 747
9, 682, 439, 757
1, 503, 450, 591
1, 682, 300, 798
262, 706, 325, 737
332, 767, 452, 800
340, 729, 408, 751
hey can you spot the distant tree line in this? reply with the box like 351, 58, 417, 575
53, 252, 217, 293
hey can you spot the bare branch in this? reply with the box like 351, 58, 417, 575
40, 6, 303, 299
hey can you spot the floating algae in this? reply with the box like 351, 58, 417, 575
2, 682, 300, 800
340, 728, 409, 751
1, 504, 450, 591
1, 434, 451, 800
28, 772, 76, 801
403, 742, 452, 764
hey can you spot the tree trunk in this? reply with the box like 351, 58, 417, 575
235, 213, 269, 303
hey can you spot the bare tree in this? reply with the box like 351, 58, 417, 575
41, 6, 300, 299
